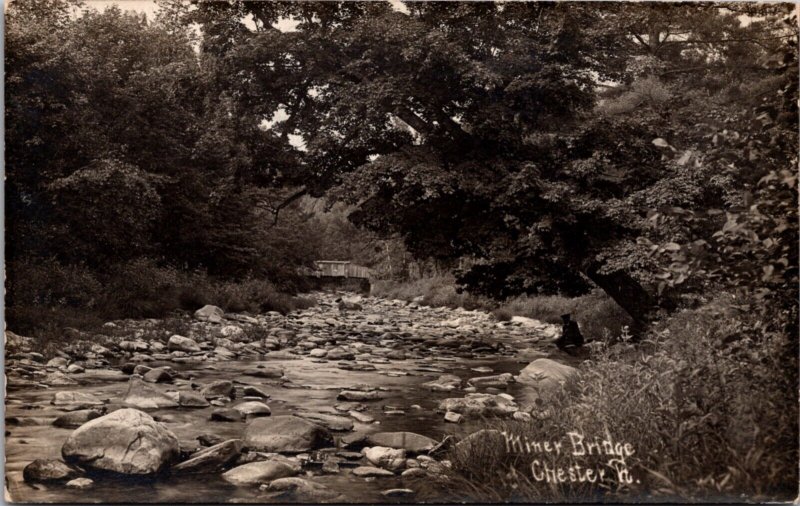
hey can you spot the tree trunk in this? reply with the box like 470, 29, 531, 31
583, 265, 658, 337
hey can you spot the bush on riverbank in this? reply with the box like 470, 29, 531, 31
373, 276, 631, 339
6, 258, 315, 344
424, 296, 798, 502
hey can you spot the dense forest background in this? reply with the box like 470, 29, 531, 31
5, 0, 799, 499
7, 0, 797, 334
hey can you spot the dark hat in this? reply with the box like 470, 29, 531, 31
560, 314, 571, 320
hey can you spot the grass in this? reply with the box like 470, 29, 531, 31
419, 295, 798, 503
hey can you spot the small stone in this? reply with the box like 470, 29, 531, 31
352, 466, 394, 477
337, 390, 383, 401
65, 477, 94, 489
348, 411, 374, 423
168, 335, 201, 353
382, 488, 414, 498
401, 467, 427, 479
444, 411, 462, 423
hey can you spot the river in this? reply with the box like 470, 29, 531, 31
5, 291, 566, 503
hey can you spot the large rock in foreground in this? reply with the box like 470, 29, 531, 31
516, 358, 578, 394
244, 415, 333, 453
61, 408, 180, 475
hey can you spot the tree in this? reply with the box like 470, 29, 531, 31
179, 1, 796, 331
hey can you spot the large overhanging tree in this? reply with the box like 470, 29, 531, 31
171, 1, 796, 331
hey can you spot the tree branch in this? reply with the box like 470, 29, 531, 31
269, 187, 309, 226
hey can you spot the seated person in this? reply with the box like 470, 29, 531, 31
554, 313, 584, 351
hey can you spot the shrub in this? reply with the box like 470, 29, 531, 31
6, 257, 315, 354
429, 296, 798, 502
491, 308, 513, 322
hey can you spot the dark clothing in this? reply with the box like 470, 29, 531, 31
555, 320, 584, 349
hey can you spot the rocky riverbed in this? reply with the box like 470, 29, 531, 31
5, 291, 582, 503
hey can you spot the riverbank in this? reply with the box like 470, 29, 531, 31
6, 291, 797, 503
371, 275, 632, 340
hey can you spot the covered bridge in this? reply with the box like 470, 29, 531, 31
308, 260, 372, 293
313, 260, 371, 279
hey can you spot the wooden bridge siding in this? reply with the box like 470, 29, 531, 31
345, 264, 370, 279
314, 261, 371, 280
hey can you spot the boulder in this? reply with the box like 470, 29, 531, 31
195, 305, 224, 323
178, 391, 211, 408
467, 372, 514, 389
61, 408, 180, 475
23, 459, 83, 483
168, 335, 200, 353
210, 409, 243, 422
348, 411, 375, 423
119, 340, 149, 352
243, 366, 284, 379
422, 374, 462, 392
365, 432, 437, 453
67, 364, 85, 374
51, 391, 104, 408
201, 380, 235, 400
326, 347, 355, 361
337, 390, 383, 401
123, 375, 179, 409
242, 386, 270, 399
233, 401, 271, 418
47, 357, 69, 368
172, 439, 243, 474
438, 393, 518, 417
221, 456, 301, 486
244, 415, 333, 453
262, 477, 343, 502
143, 366, 174, 383
294, 412, 353, 431
53, 409, 105, 429
309, 348, 328, 358
352, 466, 394, 477
219, 325, 243, 338
363, 446, 406, 471
516, 358, 577, 394
44, 371, 78, 386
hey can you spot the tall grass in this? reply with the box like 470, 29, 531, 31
421, 296, 798, 502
